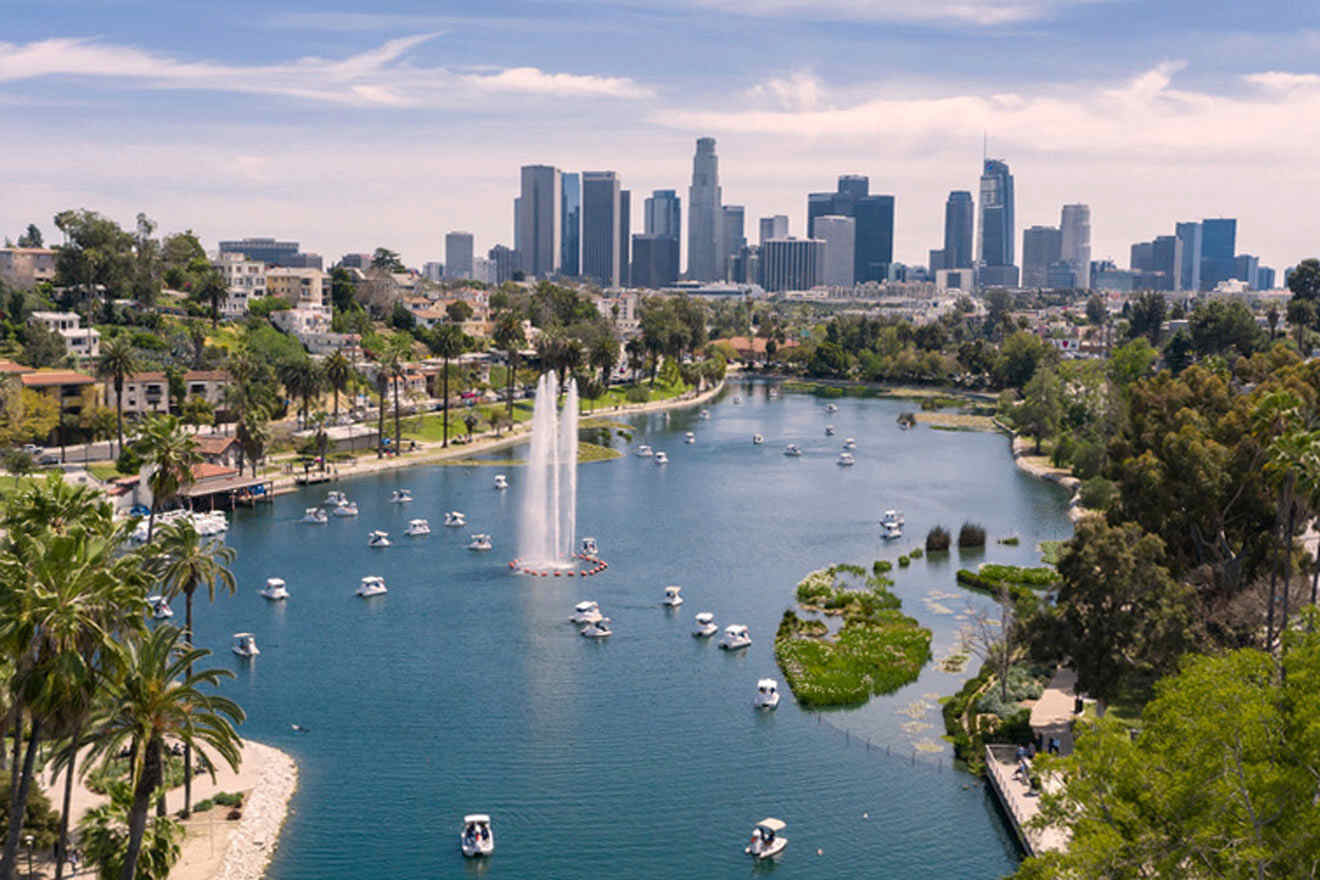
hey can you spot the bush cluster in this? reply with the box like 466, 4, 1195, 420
1079, 476, 1119, 510
926, 526, 951, 552
898, 555, 910, 567
958, 522, 987, 548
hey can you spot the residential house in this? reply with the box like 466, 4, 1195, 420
194, 434, 239, 468
20, 370, 98, 442
104, 371, 170, 416
266, 267, 329, 309
213, 253, 267, 318
30, 311, 101, 359
0, 248, 56, 289
183, 370, 232, 415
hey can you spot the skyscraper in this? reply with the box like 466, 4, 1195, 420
1175, 222, 1202, 292
687, 137, 723, 281
517, 165, 561, 278
978, 159, 1016, 282
1152, 235, 1182, 291
1130, 241, 1155, 272
561, 173, 581, 277
760, 238, 824, 292
814, 216, 856, 287
512, 197, 523, 268
1235, 254, 1260, 289
759, 215, 788, 244
721, 206, 746, 280
444, 231, 474, 279
1201, 218, 1237, 290
943, 191, 974, 269
1021, 226, 1061, 288
581, 171, 621, 287
618, 189, 631, 286
630, 235, 679, 289
807, 177, 893, 283
644, 190, 681, 239
1060, 204, 1091, 289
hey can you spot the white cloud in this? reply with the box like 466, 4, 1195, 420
749, 72, 825, 112
0, 35, 652, 106
1244, 71, 1320, 91
676, 0, 1102, 26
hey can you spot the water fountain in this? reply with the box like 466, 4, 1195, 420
510, 373, 607, 577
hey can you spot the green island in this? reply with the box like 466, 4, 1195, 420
954, 563, 1060, 601
774, 563, 932, 708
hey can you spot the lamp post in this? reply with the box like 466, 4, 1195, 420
23, 833, 33, 879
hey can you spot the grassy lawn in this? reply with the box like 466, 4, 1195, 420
579, 379, 691, 412
402, 403, 533, 443
87, 463, 123, 481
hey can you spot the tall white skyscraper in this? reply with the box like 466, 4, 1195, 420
814, 215, 855, 287
687, 137, 722, 281
445, 231, 474, 279
517, 165, 561, 278
1060, 204, 1092, 289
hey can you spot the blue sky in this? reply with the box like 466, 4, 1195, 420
3, 0, 1318, 275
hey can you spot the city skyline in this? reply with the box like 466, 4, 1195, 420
3, 2, 1317, 275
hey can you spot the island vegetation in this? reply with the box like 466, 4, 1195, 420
774, 564, 931, 707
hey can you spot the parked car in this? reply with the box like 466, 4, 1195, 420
36, 453, 60, 467
20, 444, 41, 456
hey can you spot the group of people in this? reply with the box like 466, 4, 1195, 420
1013, 737, 1063, 786
464, 823, 490, 845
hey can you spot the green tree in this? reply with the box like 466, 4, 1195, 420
133, 415, 198, 543
1126, 291, 1166, 344
389, 300, 416, 331
51, 210, 135, 316
179, 395, 213, 430
807, 341, 849, 378
277, 358, 321, 425
1286, 257, 1320, 301
1084, 293, 1107, 326
22, 320, 66, 367
1016, 367, 1063, 454
78, 783, 182, 880
992, 330, 1056, 389
82, 626, 243, 880
15, 225, 42, 248
491, 312, 525, 418
370, 248, 404, 272
446, 300, 473, 324
153, 520, 236, 816
1163, 328, 1193, 374
1107, 336, 1157, 388
329, 266, 357, 312
97, 335, 142, 457
322, 349, 352, 420
1189, 298, 1266, 358
424, 325, 464, 447
381, 334, 412, 454
1, 450, 32, 487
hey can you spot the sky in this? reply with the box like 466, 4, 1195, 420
3, 0, 1319, 277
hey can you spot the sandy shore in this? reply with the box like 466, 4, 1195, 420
1009, 435, 1094, 523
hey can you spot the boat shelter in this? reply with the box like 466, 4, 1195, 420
180, 463, 274, 510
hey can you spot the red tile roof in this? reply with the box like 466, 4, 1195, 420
191, 462, 239, 481
185, 370, 230, 381
0, 360, 31, 375
124, 372, 167, 382
20, 371, 95, 387
194, 435, 237, 455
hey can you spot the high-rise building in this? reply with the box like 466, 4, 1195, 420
644, 190, 681, 239
806, 192, 835, 240
731, 245, 759, 285
687, 137, 723, 281
758, 215, 788, 244
1060, 204, 1091, 289
837, 174, 869, 201
618, 189, 631, 286
422, 262, 444, 283
1201, 218, 1237, 290
512, 197, 523, 268
1130, 241, 1155, 272
721, 206, 746, 280
1258, 266, 1276, 290
760, 238, 824, 292
444, 231, 475, 280
852, 196, 894, 283
929, 250, 947, 272
630, 235, 680, 289
1175, 222, 1202, 292
1152, 235, 1182, 290
814, 215, 856, 287
978, 159, 1015, 272
488, 245, 515, 284
517, 165, 561, 278
943, 191, 975, 269
582, 171, 621, 287
1046, 262, 1077, 290
1235, 254, 1260, 289
218, 238, 322, 269
1022, 226, 1062, 288
561, 173, 581, 277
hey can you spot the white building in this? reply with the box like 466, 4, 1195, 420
1060, 204, 1092, 290
266, 266, 329, 309
473, 257, 496, 285
30, 311, 100, 359
0, 248, 56, 289
213, 253, 266, 318
814, 215, 856, 287
271, 306, 331, 336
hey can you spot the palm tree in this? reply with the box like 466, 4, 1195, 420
426, 325, 464, 447
82, 625, 244, 880
588, 330, 619, 391
625, 338, 644, 385
97, 336, 141, 457
323, 349, 352, 421
492, 312, 525, 419
374, 369, 389, 459
382, 334, 412, 455
78, 782, 182, 880
153, 520, 236, 816
277, 359, 321, 427
234, 405, 269, 477
134, 415, 198, 544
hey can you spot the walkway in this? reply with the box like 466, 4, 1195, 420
984, 744, 1071, 856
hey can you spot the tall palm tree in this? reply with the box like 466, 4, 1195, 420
426, 325, 464, 447
153, 520, 236, 815
277, 359, 320, 427
96, 336, 141, 457
382, 335, 412, 454
323, 349, 352, 421
374, 369, 389, 459
134, 415, 198, 543
492, 312, 525, 419
83, 625, 244, 880
234, 405, 269, 477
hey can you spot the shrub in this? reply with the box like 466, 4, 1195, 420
625, 386, 650, 404
1070, 438, 1105, 480
958, 522, 987, 548
997, 536, 1020, 546
116, 446, 142, 475
897, 555, 910, 567
1050, 432, 1074, 468
212, 792, 243, 807
1080, 476, 1119, 510
926, 526, 951, 552
873, 560, 893, 575
192, 799, 214, 813
909, 547, 924, 559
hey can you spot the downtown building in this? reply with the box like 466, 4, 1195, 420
444, 231, 474, 279
218, 238, 322, 270
813, 216, 856, 287
516, 165, 562, 278
633, 190, 682, 288
582, 171, 623, 287
1060, 204, 1091, 289
1021, 226, 1062, 288
687, 138, 723, 281
977, 159, 1018, 287
930, 191, 974, 272
561, 173, 581, 277
761, 237, 825, 292
807, 176, 894, 283
759, 215, 789, 244
721, 206, 746, 280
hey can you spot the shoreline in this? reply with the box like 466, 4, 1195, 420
201, 741, 298, 880
263, 378, 726, 493
1006, 432, 1092, 524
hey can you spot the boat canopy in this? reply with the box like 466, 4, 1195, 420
757, 679, 778, 690
361, 576, 384, 584
756, 818, 786, 832
146, 595, 164, 603
695, 612, 714, 623
665, 586, 682, 594
726, 625, 748, 635
575, 601, 598, 611
463, 814, 491, 824
266, 578, 285, 587
409, 519, 427, 526
232, 632, 253, 640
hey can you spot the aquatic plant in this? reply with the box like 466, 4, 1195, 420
926, 526, 951, 552
997, 536, 1020, 546
957, 522, 987, 548
873, 560, 893, 575
909, 546, 924, 559
898, 555, 911, 567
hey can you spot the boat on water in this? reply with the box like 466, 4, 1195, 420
662, 585, 684, 607
231, 632, 260, 658
570, 601, 603, 624
784, 444, 802, 457
753, 434, 764, 445
754, 678, 781, 710
460, 815, 494, 858
700, 409, 711, 419
825, 402, 839, 413
301, 507, 328, 524
880, 509, 904, 527
719, 624, 751, 650
444, 511, 467, 527
332, 501, 359, 517
635, 444, 654, 458
494, 474, 509, 490
745, 818, 787, 860
147, 595, 173, 620
825, 425, 836, 436
259, 578, 289, 601
882, 521, 903, 539
693, 612, 718, 637
654, 451, 669, 465
837, 452, 856, 467
390, 489, 413, 503
129, 510, 228, 543
368, 530, 391, 548
580, 618, 613, 639
580, 536, 599, 556
684, 432, 696, 444
467, 533, 493, 552
356, 576, 387, 597
405, 518, 431, 536
733, 396, 743, 404
325, 490, 347, 507
843, 438, 857, 450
